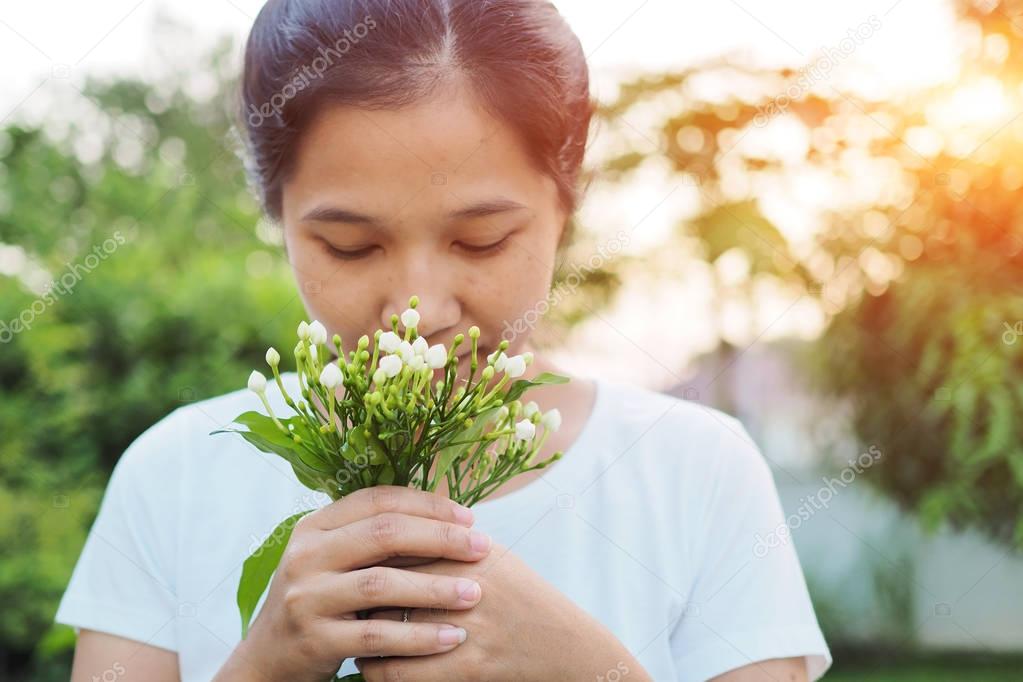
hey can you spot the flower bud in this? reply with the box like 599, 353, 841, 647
248, 370, 267, 394
308, 320, 328, 345
408, 355, 426, 371
373, 368, 387, 385
400, 308, 420, 329
514, 419, 536, 441
468, 325, 480, 339
379, 354, 403, 378
523, 401, 540, 418
397, 340, 415, 362
522, 351, 534, 366
265, 347, 280, 367
504, 355, 526, 378
319, 363, 343, 389
541, 409, 562, 432
425, 344, 447, 369
297, 321, 310, 340
481, 366, 495, 380
412, 335, 429, 356
379, 331, 401, 354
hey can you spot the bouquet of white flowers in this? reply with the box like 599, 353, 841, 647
211, 296, 567, 679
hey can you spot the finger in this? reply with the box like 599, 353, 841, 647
305, 486, 474, 531
327, 513, 493, 571
356, 651, 460, 682
366, 607, 446, 623
326, 619, 467, 658
309, 566, 482, 614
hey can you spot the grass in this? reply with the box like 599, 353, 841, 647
825, 649, 1023, 681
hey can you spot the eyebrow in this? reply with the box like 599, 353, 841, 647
301, 197, 528, 225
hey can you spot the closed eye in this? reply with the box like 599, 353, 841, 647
322, 242, 377, 260
457, 234, 512, 256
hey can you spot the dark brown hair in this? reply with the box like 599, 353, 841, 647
238, 0, 595, 235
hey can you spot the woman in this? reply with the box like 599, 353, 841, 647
57, 1, 831, 680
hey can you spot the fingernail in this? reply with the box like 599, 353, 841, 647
454, 578, 481, 602
438, 625, 467, 646
469, 529, 491, 553
452, 503, 474, 526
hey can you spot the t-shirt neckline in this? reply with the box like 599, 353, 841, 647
468, 376, 605, 522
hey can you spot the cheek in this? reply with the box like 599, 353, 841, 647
283, 229, 379, 339
464, 238, 555, 329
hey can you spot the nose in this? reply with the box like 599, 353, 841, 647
379, 266, 462, 340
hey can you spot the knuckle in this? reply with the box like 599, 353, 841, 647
439, 521, 462, 548
382, 661, 407, 682
429, 494, 448, 520
360, 621, 386, 654
369, 486, 401, 513
430, 576, 452, 604
369, 513, 402, 548
356, 567, 390, 600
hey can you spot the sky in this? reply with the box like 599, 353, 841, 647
0, 0, 962, 388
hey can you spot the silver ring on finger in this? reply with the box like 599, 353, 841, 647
402, 607, 411, 623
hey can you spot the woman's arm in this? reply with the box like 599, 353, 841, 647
70, 630, 179, 682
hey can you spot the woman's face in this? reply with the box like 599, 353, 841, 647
280, 83, 566, 377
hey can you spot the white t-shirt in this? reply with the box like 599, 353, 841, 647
56, 372, 831, 681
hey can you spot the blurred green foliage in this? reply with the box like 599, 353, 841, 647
0, 38, 306, 675
593, 1, 1023, 549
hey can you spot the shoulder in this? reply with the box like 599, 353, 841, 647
594, 377, 768, 477
113, 372, 300, 480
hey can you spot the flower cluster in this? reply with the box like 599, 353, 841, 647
223, 296, 566, 506
212, 297, 569, 643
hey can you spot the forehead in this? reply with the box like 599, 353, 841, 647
282, 84, 554, 217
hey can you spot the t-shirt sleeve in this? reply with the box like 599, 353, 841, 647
54, 407, 186, 652
669, 415, 831, 681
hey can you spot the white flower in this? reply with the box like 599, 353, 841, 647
523, 401, 540, 418
401, 308, 420, 329
319, 363, 343, 389
494, 352, 508, 372
248, 370, 267, 394
522, 351, 534, 366
514, 419, 536, 441
408, 354, 427, 370
425, 343, 447, 369
397, 340, 415, 362
297, 321, 310, 340
379, 354, 403, 378
412, 336, 429, 356
373, 367, 387, 385
487, 350, 499, 364
504, 354, 526, 378
378, 331, 401, 354
308, 320, 328, 345
265, 347, 280, 367
541, 408, 562, 432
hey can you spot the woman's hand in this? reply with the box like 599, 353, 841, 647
215, 486, 494, 682
357, 542, 652, 682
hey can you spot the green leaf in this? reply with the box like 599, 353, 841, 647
504, 372, 570, 402
238, 510, 311, 639
433, 406, 500, 480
